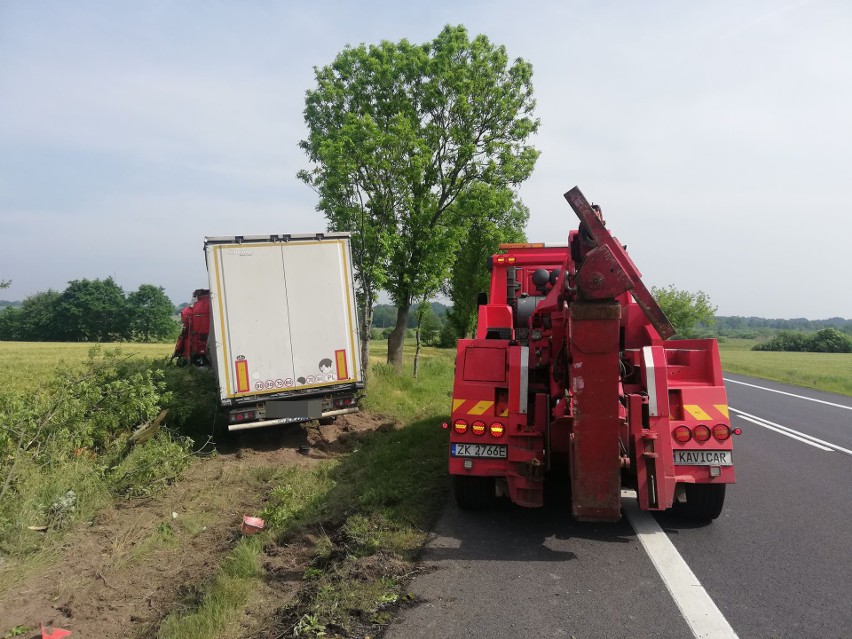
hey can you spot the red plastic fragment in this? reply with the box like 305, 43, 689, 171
41, 624, 72, 639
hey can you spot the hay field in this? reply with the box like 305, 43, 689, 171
0, 342, 173, 394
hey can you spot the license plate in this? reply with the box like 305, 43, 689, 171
451, 443, 507, 459
673, 450, 733, 466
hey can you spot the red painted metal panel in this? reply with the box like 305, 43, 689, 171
568, 302, 623, 522
462, 346, 507, 383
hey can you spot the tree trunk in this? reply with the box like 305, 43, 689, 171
413, 308, 423, 378
386, 303, 410, 369
361, 294, 373, 385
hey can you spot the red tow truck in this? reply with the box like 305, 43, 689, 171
446, 187, 738, 522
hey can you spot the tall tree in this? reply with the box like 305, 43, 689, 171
127, 284, 178, 342
651, 285, 717, 337
15, 290, 63, 341
443, 184, 529, 341
60, 277, 129, 342
300, 25, 539, 369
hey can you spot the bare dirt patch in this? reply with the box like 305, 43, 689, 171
0, 413, 393, 638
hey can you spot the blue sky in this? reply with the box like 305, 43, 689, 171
1, 0, 850, 318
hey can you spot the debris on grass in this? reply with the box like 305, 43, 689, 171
241, 515, 265, 535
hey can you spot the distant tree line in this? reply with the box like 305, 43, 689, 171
713, 316, 852, 334
0, 278, 179, 343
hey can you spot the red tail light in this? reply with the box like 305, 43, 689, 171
713, 423, 731, 441
693, 424, 712, 442
673, 425, 692, 443
471, 420, 486, 436
489, 422, 505, 438
453, 419, 468, 434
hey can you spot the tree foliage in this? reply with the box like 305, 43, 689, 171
0, 280, 178, 342
442, 184, 528, 341
651, 285, 717, 338
128, 285, 179, 342
299, 24, 539, 367
59, 277, 128, 342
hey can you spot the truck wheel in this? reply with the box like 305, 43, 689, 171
453, 476, 496, 511
680, 483, 725, 522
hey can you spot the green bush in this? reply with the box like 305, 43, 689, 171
0, 348, 204, 559
810, 328, 852, 353
753, 329, 852, 353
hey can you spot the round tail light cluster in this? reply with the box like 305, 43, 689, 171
713, 423, 732, 441
672, 423, 732, 443
673, 425, 692, 443
693, 424, 712, 442
453, 419, 506, 438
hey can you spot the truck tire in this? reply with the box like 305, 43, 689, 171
680, 483, 725, 522
453, 476, 496, 510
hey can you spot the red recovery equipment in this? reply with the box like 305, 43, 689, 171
172, 289, 211, 367
446, 186, 739, 522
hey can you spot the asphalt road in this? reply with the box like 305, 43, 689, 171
386, 374, 852, 639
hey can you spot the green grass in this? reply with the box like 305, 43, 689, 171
0, 341, 172, 394
157, 536, 264, 639
719, 338, 852, 396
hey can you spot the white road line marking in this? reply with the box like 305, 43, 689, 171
733, 414, 834, 451
723, 378, 852, 411
730, 407, 852, 456
622, 490, 738, 639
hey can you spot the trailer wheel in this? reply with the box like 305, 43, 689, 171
680, 483, 726, 522
453, 476, 496, 511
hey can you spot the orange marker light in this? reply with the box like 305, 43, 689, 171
471, 420, 486, 436
453, 419, 468, 434
489, 422, 505, 438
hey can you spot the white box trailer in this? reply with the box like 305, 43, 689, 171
205, 233, 363, 431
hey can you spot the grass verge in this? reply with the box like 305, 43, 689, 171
718, 338, 852, 396
157, 343, 455, 639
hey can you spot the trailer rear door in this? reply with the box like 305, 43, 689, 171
206, 235, 361, 403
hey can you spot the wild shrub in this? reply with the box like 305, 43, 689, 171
109, 431, 192, 497
0, 348, 203, 557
